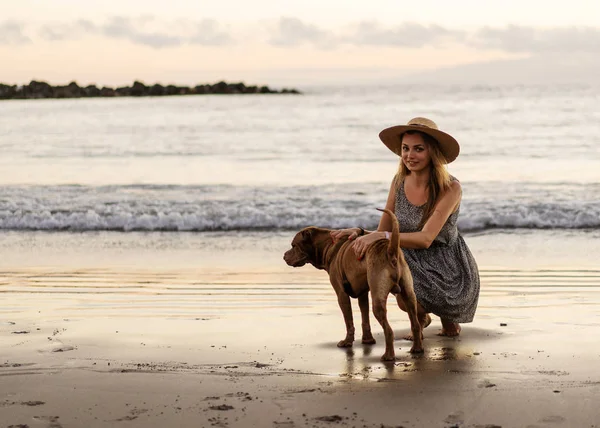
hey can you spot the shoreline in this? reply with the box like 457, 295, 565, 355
0, 79, 302, 100
2, 228, 600, 270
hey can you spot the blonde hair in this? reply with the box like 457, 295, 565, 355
394, 131, 452, 228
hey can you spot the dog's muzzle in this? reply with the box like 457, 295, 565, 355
283, 250, 308, 267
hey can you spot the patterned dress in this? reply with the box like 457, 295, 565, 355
395, 177, 480, 323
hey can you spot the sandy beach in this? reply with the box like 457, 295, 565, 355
2, 10, 600, 425
2, 231, 600, 428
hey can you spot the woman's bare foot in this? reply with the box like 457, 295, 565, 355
437, 318, 461, 337
403, 314, 431, 341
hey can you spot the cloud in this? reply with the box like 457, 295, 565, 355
36, 16, 232, 49
266, 19, 600, 54
188, 19, 233, 46
268, 17, 336, 48
469, 25, 600, 54
0, 21, 31, 45
345, 21, 462, 48
100, 16, 183, 48
4, 17, 600, 55
38, 19, 96, 42
343, 22, 600, 54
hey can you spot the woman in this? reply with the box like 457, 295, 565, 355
331, 117, 480, 337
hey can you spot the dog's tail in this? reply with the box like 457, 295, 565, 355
377, 208, 402, 295
376, 208, 399, 261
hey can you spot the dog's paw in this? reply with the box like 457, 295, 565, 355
361, 337, 376, 345
337, 339, 354, 348
409, 346, 424, 354
380, 352, 396, 361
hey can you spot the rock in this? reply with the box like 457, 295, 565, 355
0, 83, 18, 99
115, 86, 131, 97
130, 81, 147, 96
26, 80, 54, 98
0, 80, 302, 100
54, 86, 70, 98
165, 85, 179, 96
149, 84, 165, 96
100, 87, 116, 97
194, 84, 209, 94
84, 85, 101, 97
229, 82, 246, 94
67, 81, 82, 97
212, 81, 229, 94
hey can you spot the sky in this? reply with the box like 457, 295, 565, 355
2, 0, 600, 87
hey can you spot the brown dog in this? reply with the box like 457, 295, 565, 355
283, 208, 424, 360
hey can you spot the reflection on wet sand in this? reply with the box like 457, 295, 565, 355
3, 267, 600, 319
2, 267, 600, 427
337, 337, 483, 383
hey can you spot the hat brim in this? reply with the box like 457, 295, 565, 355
379, 125, 460, 164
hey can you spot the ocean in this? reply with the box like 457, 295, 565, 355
1, 83, 599, 278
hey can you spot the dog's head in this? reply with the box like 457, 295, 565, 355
283, 227, 319, 267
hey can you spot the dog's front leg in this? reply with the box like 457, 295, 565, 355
358, 293, 376, 344
336, 292, 355, 347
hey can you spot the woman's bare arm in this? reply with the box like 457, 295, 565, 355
398, 180, 462, 249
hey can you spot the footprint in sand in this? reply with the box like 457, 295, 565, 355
21, 401, 45, 406
32, 415, 63, 428
38, 339, 76, 353
444, 411, 464, 425
539, 415, 566, 424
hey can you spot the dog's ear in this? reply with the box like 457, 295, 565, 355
301, 227, 314, 241
296, 227, 318, 264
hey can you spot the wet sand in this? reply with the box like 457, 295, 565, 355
1, 232, 600, 427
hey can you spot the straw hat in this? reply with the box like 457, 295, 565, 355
379, 117, 460, 164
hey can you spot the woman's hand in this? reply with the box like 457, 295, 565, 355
351, 232, 384, 260
330, 228, 361, 243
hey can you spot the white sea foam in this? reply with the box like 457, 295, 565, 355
0, 183, 598, 232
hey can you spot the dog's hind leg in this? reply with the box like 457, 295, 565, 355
371, 294, 395, 361
358, 293, 376, 345
404, 299, 424, 353
368, 272, 396, 361
336, 292, 355, 347
398, 271, 424, 354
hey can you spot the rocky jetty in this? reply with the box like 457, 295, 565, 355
0, 80, 301, 100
